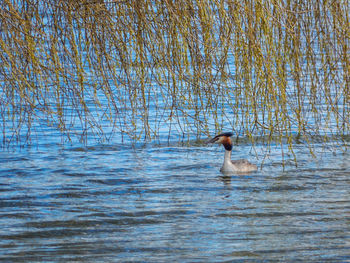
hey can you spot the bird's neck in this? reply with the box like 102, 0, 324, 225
221, 149, 235, 172
224, 149, 232, 164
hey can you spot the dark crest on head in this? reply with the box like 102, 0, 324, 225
217, 132, 233, 138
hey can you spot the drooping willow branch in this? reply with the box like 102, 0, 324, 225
0, 0, 349, 152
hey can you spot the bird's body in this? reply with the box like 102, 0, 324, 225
208, 132, 257, 173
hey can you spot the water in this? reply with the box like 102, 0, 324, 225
0, 142, 349, 262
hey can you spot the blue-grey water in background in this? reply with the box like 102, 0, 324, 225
0, 139, 349, 262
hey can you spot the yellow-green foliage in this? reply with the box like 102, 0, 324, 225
0, 0, 349, 150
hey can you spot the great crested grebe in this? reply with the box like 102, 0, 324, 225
208, 132, 257, 173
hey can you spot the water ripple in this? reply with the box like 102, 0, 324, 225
0, 145, 349, 262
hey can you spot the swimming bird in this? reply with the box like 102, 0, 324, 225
208, 132, 257, 173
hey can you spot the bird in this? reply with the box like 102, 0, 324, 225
208, 132, 257, 173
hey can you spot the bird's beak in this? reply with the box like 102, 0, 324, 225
207, 136, 219, 144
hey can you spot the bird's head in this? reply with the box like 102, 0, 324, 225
208, 132, 233, 151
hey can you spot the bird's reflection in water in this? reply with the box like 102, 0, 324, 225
218, 175, 232, 198
219, 175, 232, 186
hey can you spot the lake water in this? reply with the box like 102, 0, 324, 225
1, 1, 349, 261
0, 139, 349, 262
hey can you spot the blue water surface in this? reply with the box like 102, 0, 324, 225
0, 140, 349, 262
